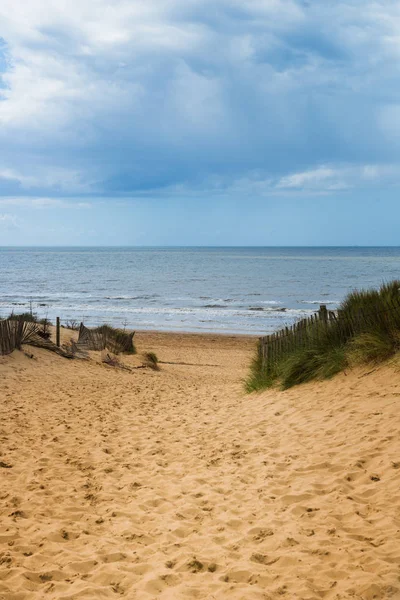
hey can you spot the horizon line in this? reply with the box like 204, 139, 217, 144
0, 245, 400, 249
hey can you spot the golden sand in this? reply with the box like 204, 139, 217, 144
1, 330, 400, 599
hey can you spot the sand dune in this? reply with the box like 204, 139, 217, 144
1, 331, 400, 599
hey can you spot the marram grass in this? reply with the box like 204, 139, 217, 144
246, 280, 400, 391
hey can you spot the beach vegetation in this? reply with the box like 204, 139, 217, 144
6, 312, 52, 339
346, 331, 395, 365
98, 324, 136, 354
78, 323, 136, 354
246, 280, 400, 391
65, 319, 80, 331
245, 342, 278, 392
143, 351, 159, 370
277, 346, 347, 390
7, 311, 38, 322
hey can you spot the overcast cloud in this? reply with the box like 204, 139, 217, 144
0, 1, 399, 244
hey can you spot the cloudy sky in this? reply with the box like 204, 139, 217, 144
0, 0, 399, 245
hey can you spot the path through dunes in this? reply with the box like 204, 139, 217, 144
1, 332, 400, 600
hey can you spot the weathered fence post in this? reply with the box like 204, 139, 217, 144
56, 317, 60, 347
319, 304, 328, 324
259, 336, 268, 368
264, 335, 269, 368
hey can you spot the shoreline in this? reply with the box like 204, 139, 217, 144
134, 328, 260, 339
54, 326, 260, 349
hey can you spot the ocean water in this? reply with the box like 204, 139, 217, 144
0, 247, 399, 335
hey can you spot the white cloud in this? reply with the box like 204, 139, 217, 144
115, 162, 400, 198
277, 167, 340, 190
1, 1, 400, 199
0, 213, 18, 228
0, 168, 38, 186
276, 164, 400, 193
0, 197, 92, 208
0, 167, 92, 193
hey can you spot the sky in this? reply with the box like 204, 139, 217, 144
0, 0, 399, 246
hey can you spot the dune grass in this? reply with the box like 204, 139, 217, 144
91, 324, 136, 354
7, 311, 38, 323
6, 312, 52, 339
245, 341, 278, 392
347, 331, 396, 366
246, 280, 400, 391
143, 351, 159, 370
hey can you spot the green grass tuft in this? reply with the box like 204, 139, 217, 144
7, 311, 38, 322
246, 280, 400, 391
143, 351, 159, 370
244, 343, 277, 392
347, 331, 395, 365
279, 346, 347, 390
94, 324, 136, 354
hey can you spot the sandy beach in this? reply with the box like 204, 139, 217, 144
1, 330, 400, 599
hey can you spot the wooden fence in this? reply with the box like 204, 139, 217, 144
77, 324, 135, 354
259, 305, 331, 368
0, 318, 73, 358
0, 318, 69, 358
0, 319, 40, 356
259, 298, 400, 372
0, 317, 135, 358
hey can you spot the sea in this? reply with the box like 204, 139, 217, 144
0, 247, 399, 335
